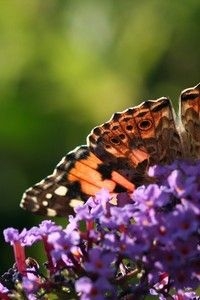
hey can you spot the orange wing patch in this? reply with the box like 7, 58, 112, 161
68, 152, 135, 196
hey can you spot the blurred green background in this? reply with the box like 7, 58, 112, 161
0, 0, 199, 273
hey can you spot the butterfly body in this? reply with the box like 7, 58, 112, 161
21, 83, 200, 216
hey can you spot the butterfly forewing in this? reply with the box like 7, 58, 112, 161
21, 146, 134, 216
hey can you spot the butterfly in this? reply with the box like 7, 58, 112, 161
20, 83, 200, 217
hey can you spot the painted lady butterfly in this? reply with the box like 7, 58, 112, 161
20, 83, 200, 216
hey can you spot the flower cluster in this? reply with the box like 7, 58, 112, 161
1, 160, 200, 299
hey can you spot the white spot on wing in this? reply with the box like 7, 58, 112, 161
54, 186, 68, 196
69, 199, 84, 208
47, 208, 57, 217
42, 200, 48, 207
46, 193, 52, 199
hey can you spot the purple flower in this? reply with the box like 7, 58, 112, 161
84, 248, 115, 278
172, 290, 200, 300
75, 189, 111, 221
22, 274, 40, 299
3, 228, 28, 246
22, 221, 62, 246
2, 160, 200, 298
39, 220, 61, 235
0, 283, 8, 294
47, 226, 81, 268
75, 276, 93, 299
75, 276, 115, 299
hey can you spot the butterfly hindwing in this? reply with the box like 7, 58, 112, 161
88, 97, 182, 167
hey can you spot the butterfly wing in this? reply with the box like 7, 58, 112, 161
21, 87, 196, 217
180, 83, 200, 158
88, 97, 182, 177
20, 146, 134, 216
